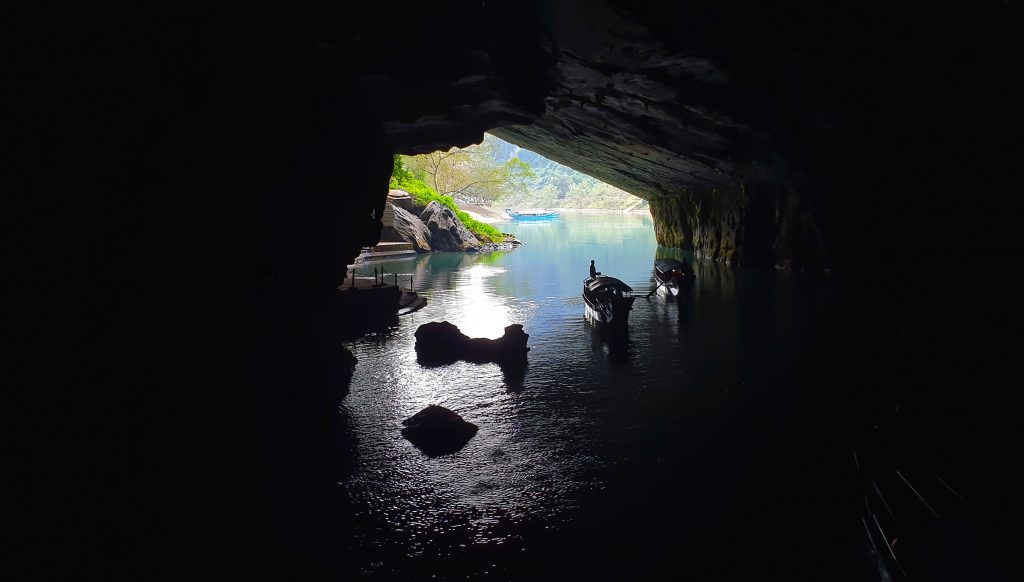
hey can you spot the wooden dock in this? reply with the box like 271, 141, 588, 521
336, 277, 427, 339
352, 242, 417, 263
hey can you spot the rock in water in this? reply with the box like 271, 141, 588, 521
401, 405, 479, 456
420, 201, 480, 251
413, 321, 465, 365
414, 321, 529, 366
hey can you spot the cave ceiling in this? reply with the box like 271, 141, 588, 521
367, 0, 887, 200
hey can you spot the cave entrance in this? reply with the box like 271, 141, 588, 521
363, 132, 654, 338
389, 132, 647, 224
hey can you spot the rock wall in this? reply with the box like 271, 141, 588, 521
649, 183, 827, 267
12, 1, 1024, 580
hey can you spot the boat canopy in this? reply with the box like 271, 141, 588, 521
654, 258, 685, 273
585, 276, 633, 294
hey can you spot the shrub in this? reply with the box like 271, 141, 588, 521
390, 175, 502, 242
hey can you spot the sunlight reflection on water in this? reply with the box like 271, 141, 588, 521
341, 213, 659, 571
338, 210, 838, 578
447, 264, 512, 339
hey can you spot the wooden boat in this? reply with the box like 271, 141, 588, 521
582, 276, 635, 325
652, 258, 694, 297
504, 208, 559, 220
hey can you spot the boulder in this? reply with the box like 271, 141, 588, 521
414, 321, 529, 366
387, 189, 418, 212
401, 404, 478, 456
420, 201, 480, 251
383, 203, 432, 252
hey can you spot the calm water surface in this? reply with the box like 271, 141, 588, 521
340, 210, 862, 580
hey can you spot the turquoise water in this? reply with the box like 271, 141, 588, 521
340, 209, 859, 579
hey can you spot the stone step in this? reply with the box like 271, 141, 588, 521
371, 241, 413, 252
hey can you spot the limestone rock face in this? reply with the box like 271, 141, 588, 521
419, 201, 480, 251
387, 189, 418, 212
383, 203, 432, 252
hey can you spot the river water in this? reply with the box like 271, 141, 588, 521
340, 210, 869, 580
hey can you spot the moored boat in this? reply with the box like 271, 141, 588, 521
582, 275, 635, 325
504, 208, 559, 220
652, 258, 694, 297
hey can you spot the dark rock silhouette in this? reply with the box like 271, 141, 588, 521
414, 320, 530, 390
414, 321, 529, 366
401, 405, 479, 456
336, 284, 401, 340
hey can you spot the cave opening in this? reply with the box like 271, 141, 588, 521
12, 2, 1024, 580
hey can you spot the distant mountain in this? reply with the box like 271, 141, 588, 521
482, 133, 646, 210
488, 137, 557, 169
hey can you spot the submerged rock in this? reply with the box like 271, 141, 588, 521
477, 241, 519, 252
414, 321, 529, 366
401, 404, 478, 456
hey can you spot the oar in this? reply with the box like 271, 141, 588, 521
646, 278, 667, 298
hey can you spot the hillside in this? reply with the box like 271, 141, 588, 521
485, 134, 647, 210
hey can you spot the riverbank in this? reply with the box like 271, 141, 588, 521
460, 204, 652, 224
458, 203, 508, 224
553, 207, 651, 216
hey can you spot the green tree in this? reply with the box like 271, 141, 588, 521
391, 154, 414, 184
403, 138, 534, 204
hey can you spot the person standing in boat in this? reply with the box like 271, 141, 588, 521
589, 259, 599, 278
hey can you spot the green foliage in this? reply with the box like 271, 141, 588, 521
456, 209, 503, 242
388, 133, 646, 244
391, 154, 414, 184
390, 174, 503, 243
400, 137, 535, 204
481, 133, 644, 209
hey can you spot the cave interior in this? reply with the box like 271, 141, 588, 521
11, 1, 1024, 579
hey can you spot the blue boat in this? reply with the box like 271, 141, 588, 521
504, 208, 559, 220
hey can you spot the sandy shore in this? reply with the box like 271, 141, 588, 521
552, 207, 651, 215
459, 203, 508, 224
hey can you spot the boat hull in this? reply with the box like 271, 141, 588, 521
509, 214, 558, 221
656, 281, 681, 297
583, 276, 635, 326
584, 300, 612, 323
653, 258, 694, 298
504, 209, 559, 220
